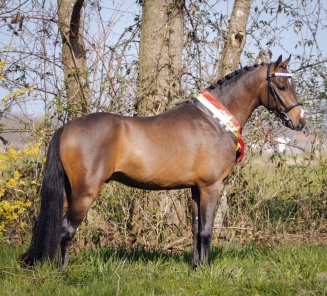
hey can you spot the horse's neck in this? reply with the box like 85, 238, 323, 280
223, 92, 258, 128
211, 68, 265, 128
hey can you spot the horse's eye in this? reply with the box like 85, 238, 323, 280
278, 86, 286, 91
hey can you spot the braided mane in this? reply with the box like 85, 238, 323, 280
207, 62, 266, 90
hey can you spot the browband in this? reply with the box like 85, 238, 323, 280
270, 73, 293, 77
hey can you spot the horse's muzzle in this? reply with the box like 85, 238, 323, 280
283, 116, 306, 131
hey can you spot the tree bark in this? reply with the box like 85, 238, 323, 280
129, 0, 186, 243
57, 0, 90, 120
218, 0, 252, 79
137, 0, 185, 116
215, 0, 252, 239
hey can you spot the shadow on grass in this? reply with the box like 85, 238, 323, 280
9, 242, 270, 270
69, 243, 262, 267
75, 245, 193, 265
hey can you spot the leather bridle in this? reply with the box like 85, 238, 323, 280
267, 63, 302, 129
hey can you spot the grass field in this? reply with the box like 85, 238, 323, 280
1, 243, 327, 296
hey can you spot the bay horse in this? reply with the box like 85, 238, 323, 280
21, 55, 306, 269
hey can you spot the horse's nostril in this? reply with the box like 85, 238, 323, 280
297, 117, 306, 130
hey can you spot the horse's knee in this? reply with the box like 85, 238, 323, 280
200, 229, 212, 245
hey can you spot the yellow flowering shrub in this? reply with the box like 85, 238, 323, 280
1, 86, 34, 106
0, 53, 6, 82
0, 201, 30, 234
0, 141, 43, 239
0, 44, 40, 240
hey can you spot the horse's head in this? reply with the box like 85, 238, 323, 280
260, 55, 306, 131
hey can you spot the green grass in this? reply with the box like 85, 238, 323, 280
1, 244, 327, 295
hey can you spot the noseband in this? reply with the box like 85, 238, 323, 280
267, 63, 302, 129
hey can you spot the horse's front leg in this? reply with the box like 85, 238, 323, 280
198, 182, 222, 266
191, 186, 201, 268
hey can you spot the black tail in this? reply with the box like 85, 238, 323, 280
21, 127, 65, 266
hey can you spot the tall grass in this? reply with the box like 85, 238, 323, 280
222, 151, 327, 243
1, 244, 327, 295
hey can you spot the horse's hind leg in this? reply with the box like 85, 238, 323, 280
59, 187, 99, 269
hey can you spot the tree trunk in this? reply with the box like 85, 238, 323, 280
137, 0, 184, 116
130, 0, 186, 244
57, 0, 90, 120
218, 0, 252, 79
215, 0, 252, 239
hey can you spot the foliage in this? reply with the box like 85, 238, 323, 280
0, 140, 43, 239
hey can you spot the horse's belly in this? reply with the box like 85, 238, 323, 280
111, 171, 194, 190
111, 157, 195, 190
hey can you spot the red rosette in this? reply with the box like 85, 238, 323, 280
236, 138, 245, 163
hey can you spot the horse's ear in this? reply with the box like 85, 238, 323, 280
273, 55, 283, 70
282, 54, 291, 67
